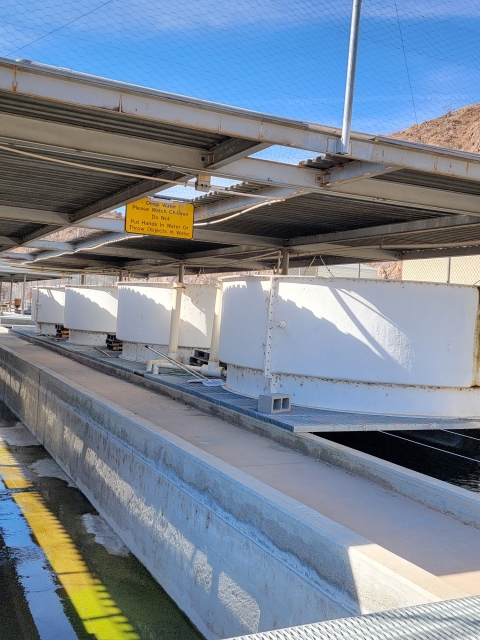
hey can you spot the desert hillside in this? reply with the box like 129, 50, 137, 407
389, 104, 480, 153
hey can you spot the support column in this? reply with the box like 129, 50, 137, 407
21, 275, 26, 315
0, 281, 3, 313
204, 285, 223, 375
276, 251, 282, 275
168, 263, 185, 360
281, 249, 290, 275
81, 274, 86, 285
9, 276, 13, 312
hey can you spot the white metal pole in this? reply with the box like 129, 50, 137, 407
168, 263, 185, 360
208, 285, 223, 365
339, 0, 363, 154
21, 275, 26, 315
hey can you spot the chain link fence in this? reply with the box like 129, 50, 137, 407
402, 256, 480, 285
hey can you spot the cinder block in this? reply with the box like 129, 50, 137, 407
257, 393, 291, 414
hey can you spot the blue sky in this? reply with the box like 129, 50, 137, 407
1, 0, 480, 137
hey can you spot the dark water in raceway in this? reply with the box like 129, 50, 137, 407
319, 427, 480, 493
0, 402, 202, 640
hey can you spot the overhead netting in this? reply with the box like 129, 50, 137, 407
2, 0, 479, 139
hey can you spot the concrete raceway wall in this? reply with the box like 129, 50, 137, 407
0, 343, 463, 639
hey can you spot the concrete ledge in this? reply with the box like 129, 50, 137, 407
11, 329, 480, 533
0, 340, 467, 639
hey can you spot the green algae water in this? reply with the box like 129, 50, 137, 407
0, 402, 203, 640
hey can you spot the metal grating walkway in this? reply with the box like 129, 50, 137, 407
11, 328, 480, 434
229, 596, 480, 639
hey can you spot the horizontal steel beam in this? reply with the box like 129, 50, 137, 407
290, 214, 480, 247
192, 228, 282, 247
291, 243, 399, 261
329, 178, 480, 217
0, 113, 204, 171
0, 252, 33, 261
203, 140, 270, 170
181, 245, 272, 260
81, 246, 176, 261
214, 157, 321, 189
4, 59, 480, 181
0, 205, 71, 225
316, 161, 396, 186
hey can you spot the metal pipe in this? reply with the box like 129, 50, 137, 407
446, 257, 451, 283
21, 274, 26, 315
168, 263, 185, 359
339, 0, 363, 154
9, 276, 13, 312
145, 346, 207, 380
281, 249, 290, 275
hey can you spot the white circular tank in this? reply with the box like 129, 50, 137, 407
64, 285, 118, 346
32, 286, 65, 336
219, 275, 480, 418
116, 282, 217, 362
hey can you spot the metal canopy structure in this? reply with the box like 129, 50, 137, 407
0, 265, 61, 283
3, 58, 480, 275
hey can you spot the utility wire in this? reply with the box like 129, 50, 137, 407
378, 430, 480, 464
5, 1, 118, 57
194, 200, 284, 226
440, 428, 480, 442
394, 0, 418, 125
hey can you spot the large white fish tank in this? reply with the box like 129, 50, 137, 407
116, 282, 218, 363
64, 285, 118, 346
31, 286, 65, 336
218, 275, 480, 418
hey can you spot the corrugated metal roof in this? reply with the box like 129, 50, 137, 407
0, 145, 185, 214
193, 183, 266, 207
212, 192, 447, 238
0, 219, 45, 240
375, 168, 480, 196
106, 236, 227, 253
345, 222, 480, 248
0, 92, 233, 150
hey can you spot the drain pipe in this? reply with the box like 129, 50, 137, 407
168, 263, 185, 360
338, 0, 363, 155
201, 284, 225, 377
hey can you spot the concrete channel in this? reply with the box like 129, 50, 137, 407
1, 328, 480, 638
0, 404, 202, 640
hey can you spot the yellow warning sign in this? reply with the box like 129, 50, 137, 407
125, 198, 194, 239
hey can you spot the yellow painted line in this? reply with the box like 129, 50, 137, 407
0, 443, 32, 489
0, 442, 139, 640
